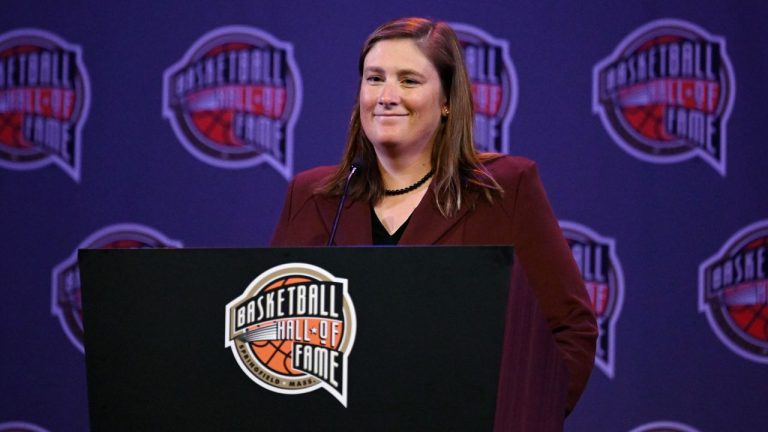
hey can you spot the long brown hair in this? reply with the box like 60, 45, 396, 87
321, 17, 502, 217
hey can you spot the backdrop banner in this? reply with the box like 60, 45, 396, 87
1, 2, 766, 431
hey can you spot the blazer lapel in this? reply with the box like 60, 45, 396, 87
314, 185, 472, 246
315, 194, 372, 246
399, 186, 471, 245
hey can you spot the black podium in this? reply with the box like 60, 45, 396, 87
79, 246, 567, 431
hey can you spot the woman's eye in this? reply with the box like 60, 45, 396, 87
366, 75, 383, 83
402, 78, 420, 86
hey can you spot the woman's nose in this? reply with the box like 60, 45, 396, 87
377, 82, 400, 107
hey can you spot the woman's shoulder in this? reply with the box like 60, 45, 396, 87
480, 153, 537, 185
293, 165, 337, 183
290, 165, 337, 194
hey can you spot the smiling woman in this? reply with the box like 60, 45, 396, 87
359, 38, 447, 233
309, 17, 505, 225
271, 17, 597, 418
359, 39, 445, 158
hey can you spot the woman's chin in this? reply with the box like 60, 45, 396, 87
372, 139, 404, 151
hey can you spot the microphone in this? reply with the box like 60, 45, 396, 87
327, 160, 363, 246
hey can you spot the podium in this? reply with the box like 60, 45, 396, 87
79, 246, 567, 431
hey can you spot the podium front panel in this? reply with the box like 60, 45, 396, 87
79, 246, 516, 431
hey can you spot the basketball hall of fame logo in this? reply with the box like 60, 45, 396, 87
0, 28, 90, 182
628, 420, 701, 432
225, 263, 357, 407
560, 221, 625, 378
162, 26, 302, 180
593, 19, 735, 175
51, 223, 182, 352
450, 23, 518, 154
699, 220, 768, 364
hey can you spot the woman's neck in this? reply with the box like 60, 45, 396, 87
375, 145, 433, 191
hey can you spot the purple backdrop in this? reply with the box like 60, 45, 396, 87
2, 1, 767, 431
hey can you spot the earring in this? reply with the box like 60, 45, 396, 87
441, 106, 450, 117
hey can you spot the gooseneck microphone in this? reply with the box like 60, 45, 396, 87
327, 160, 363, 246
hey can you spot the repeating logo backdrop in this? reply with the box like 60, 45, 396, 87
51, 223, 182, 352
0, 28, 90, 181
699, 219, 768, 364
592, 18, 735, 175
561, 221, 625, 379
162, 25, 302, 180
2, 2, 766, 431
451, 23, 518, 155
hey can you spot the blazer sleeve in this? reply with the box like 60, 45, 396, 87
506, 160, 597, 415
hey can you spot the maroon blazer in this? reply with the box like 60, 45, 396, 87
272, 155, 597, 415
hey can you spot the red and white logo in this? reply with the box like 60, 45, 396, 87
451, 23, 518, 154
226, 263, 357, 406
51, 223, 182, 352
560, 221, 625, 378
593, 19, 735, 175
0, 28, 90, 181
163, 26, 302, 180
699, 220, 768, 363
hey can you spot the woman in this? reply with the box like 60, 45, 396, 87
272, 17, 597, 416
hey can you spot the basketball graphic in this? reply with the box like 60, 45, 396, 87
593, 19, 735, 175
248, 275, 311, 377
622, 104, 667, 141
162, 26, 302, 180
699, 220, 768, 363
250, 338, 297, 376
226, 263, 356, 407
247, 275, 345, 377
0, 28, 90, 181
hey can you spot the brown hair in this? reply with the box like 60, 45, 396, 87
321, 16, 502, 217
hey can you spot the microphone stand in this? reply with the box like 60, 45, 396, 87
327, 162, 361, 246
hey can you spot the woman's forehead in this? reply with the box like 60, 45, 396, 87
363, 39, 436, 73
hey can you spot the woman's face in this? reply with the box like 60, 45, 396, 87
359, 38, 445, 157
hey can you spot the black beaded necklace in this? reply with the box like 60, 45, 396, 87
384, 170, 434, 196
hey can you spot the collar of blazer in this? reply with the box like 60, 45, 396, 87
314, 184, 472, 246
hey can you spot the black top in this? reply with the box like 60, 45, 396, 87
371, 209, 410, 245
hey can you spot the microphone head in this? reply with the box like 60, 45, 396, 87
351, 158, 365, 172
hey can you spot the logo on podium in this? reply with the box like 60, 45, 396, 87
226, 263, 357, 406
